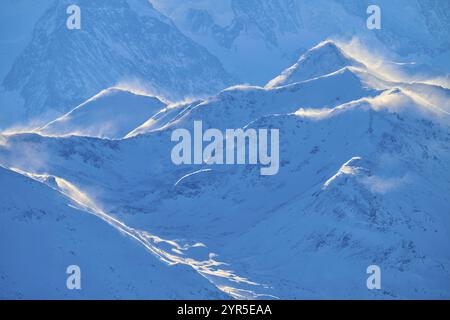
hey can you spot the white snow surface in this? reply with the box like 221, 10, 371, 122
1, 0, 450, 299
1, 39, 449, 299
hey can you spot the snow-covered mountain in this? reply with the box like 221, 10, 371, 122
0, 0, 233, 129
266, 40, 366, 88
0, 165, 227, 299
128, 41, 449, 137
1, 39, 449, 299
128, 66, 382, 136
152, 0, 450, 85
38, 88, 167, 139
223, 88, 450, 298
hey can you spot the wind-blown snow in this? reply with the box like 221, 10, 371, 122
38, 88, 167, 139
0, 0, 233, 129
0, 166, 228, 299
1, 1, 450, 299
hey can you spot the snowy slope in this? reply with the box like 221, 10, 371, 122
1, 33, 449, 300
0, 166, 227, 299
1, 81, 449, 298
0, 0, 54, 82
152, 0, 450, 85
0, 0, 232, 129
129, 41, 450, 137
220, 91, 450, 298
266, 40, 366, 88
151, 0, 305, 84
263, 41, 450, 113
129, 65, 382, 136
2, 89, 449, 299
39, 88, 167, 139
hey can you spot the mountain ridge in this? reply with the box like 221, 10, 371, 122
38, 87, 167, 139
0, 0, 233, 129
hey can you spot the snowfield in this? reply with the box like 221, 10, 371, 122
39, 88, 167, 139
0, 0, 449, 299
0, 166, 228, 299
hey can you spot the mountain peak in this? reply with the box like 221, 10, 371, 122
266, 40, 366, 88
38, 87, 167, 139
308, 40, 343, 54
1, 0, 232, 127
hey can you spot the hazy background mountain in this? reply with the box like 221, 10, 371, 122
0, 0, 233, 129
152, 0, 450, 84
0, 1, 449, 299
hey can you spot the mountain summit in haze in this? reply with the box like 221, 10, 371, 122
152, 0, 450, 85
0, 1, 449, 300
1, 0, 233, 128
